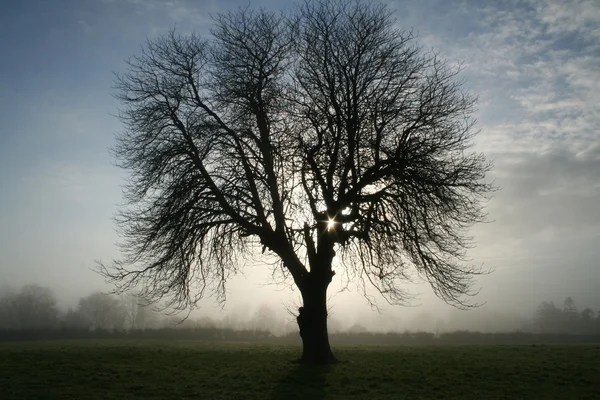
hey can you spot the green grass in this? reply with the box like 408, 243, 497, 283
1, 340, 599, 399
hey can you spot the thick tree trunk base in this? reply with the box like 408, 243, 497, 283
297, 306, 338, 365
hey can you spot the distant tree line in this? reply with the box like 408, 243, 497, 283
534, 296, 599, 335
2, 325, 598, 346
0, 285, 158, 332
1, 284, 599, 344
0, 284, 287, 340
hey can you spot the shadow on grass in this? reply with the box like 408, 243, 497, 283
270, 361, 332, 400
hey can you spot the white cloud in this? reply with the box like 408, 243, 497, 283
536, 0, 600, 44
400, 0, 600, 311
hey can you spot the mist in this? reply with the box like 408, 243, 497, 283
1, 0, 599, 348
2, 282, 599, 341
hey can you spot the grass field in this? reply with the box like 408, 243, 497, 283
1, 340, 599, 399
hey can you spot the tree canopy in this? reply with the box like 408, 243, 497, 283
98, 0, 494, 363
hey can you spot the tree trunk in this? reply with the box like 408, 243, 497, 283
297, 276, 337, 364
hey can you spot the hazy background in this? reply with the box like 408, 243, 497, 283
1, 0, 599, 332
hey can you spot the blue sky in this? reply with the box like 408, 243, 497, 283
1, 0, 599, 327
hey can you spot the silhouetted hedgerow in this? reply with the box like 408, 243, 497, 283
2, 327, 599, 345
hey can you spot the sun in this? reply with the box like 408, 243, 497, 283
327, 218, 335, 231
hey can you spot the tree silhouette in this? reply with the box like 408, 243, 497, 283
0, 285, 59, 330
78, 292, 125, 331
98, 0, 494, 364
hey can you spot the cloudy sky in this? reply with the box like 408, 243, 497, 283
0, 0, 598, 328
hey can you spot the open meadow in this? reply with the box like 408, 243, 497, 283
1, 340, 599, 399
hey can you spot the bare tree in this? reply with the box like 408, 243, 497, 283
120, 291, 155, 330
252, 304, 279, 334
98, 0, 494, 364
78, 292, 125, 331
62, 307, 88, 330
0, 285, 59, 330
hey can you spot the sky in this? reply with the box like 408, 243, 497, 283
0, 0, 599, 330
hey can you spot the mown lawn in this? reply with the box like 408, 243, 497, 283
1, 340, 598, 399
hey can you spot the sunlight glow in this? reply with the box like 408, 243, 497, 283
327, 218, 335, 231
